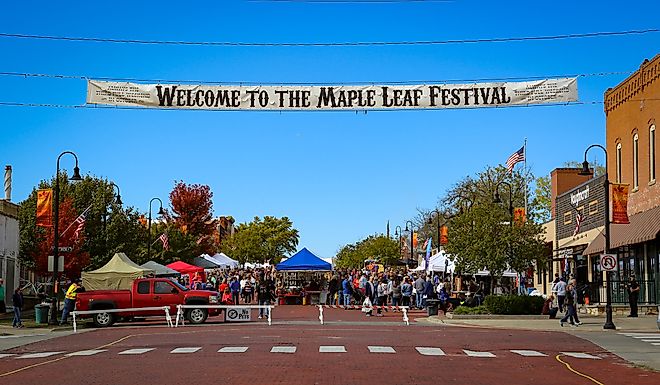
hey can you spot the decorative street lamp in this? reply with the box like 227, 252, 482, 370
147, 197, 165, 260
405, 220, 414, 267
579, 144, 615, 330
50, 151, 82, 325
102, 183, 122, 255
493, 180, 514, 219
428, 209, 442, 251
394, 225, 403, 261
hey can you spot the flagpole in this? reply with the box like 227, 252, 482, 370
523, 138, 528, 217
60, 203, 93, 237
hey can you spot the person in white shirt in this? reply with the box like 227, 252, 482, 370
554, 278, 567, 313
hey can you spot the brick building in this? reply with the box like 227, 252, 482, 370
582, 54, 660, 307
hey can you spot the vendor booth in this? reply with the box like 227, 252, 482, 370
276, 248, 331, 305
192, 255, 221, 269
140, 261, 181, 277
82, 253, 154, 290
207, 253, 239, 269
167, 261, 206, 287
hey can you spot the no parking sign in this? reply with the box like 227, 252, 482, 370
600, 254, 618, 271
225, 308, 251, 322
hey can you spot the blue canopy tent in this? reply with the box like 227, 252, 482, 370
276, 248, 331, 271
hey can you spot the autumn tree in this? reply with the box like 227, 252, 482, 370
166, 181, 216, 254
335, 235, 400, 269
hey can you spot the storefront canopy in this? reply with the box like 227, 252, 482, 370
167, 260, 205, 274
82, 253, 154, 290
276, 248, 331, 271
140, 261, 181, 277
208, 253, 239, 269
583, 206, 660, 255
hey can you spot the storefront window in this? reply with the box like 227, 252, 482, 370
616, 142, 622, 183
633, 133, 639, 190
651, 124, 656, 182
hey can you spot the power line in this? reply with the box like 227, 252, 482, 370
0, 28, 657, 47
247, 0, 454, 3
0, 70, 634, 86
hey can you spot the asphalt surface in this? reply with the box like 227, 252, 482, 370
0, 307, 658, 385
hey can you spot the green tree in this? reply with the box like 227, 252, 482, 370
220, 216, 299, 264
335, 235, 400, 269
442, 166, 546, 278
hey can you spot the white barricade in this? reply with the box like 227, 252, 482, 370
317, 305, 409, 326
71, 306, 173, 332
175, 304, 275, 327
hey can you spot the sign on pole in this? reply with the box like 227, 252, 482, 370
600, 254, 618, 272
48, 255, 65, 272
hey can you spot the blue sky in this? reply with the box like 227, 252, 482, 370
1, 1, 659, 259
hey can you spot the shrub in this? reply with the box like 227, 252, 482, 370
452, 305, 490, 315
483, 295, 544, 315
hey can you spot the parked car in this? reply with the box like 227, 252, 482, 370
76, 277, 220, 327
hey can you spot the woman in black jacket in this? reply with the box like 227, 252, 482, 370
12, 287, 24, 328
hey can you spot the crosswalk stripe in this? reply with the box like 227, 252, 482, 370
652, 343, 660, 346
368, 346, 396, 354
641, 339, 660, 342
0, 354, 16, 358
415, 347, 445, 356
463, 350, 496, 358
118, 348, 154, 355
171, 347, 202, 354
66, 350, 107, 357
319, 345, 346, 353
561, 352, 601, 359
218, 347, 249, 353
271, 346, 297, 353
17, 352, 65, 359
510, 350, 547, 357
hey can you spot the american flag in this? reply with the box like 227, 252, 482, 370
572, 212, 584, 237
72, 211, 87, 241
158, 233, 170, 250
506, 146, 525, 172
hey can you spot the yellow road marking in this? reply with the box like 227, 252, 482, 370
555, 354, 605, 385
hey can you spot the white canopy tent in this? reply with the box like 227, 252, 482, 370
475, 268, 518, 278
206, 253, 239, 269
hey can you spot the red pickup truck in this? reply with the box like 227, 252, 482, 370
76, 277, 220, 327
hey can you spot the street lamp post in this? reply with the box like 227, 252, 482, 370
147, 198, 165, 260
579, 144, 615, 330
428, 209, 442, 251
405, 220, 414, 267
494, 180, 514, 296
50, 151, 82, 325
394, 225, 403, 261
102, 183, 122, 256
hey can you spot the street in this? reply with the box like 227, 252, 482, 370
1, 308, 659, 385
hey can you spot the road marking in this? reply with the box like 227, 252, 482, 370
368, 346, 396, 353
271, 346, 297, 353
652, 343, 660, 346
620, 333, 660, 336
218, 347, 249, 353
561, 352, 601, 359
415, 347, 445, 356
118, 348, 154, 355
17, 352, 65, 359
66, 350, 107, 357
0, 354, 16, 358
463, 350, 496, 358
641, 339, 660, 342
319, 345, 346, 353
0, 334, 46, 339
170, 347, 202, 354
510, 350, 547, 357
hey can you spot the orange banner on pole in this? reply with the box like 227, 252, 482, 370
412, 232, 418, 248
611, 183, 630, 224
513, 207, 526, 226
440, 226, 448, 245
36, 189, 53, 227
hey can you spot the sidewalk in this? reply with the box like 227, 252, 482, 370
423, 314, 660, 371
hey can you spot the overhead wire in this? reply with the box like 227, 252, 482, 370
0, 28, 657, 47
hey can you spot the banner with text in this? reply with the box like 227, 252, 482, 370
86, 78, 578, 111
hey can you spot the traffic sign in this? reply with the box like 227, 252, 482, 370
600, 254, 618, 271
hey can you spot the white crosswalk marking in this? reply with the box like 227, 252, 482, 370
66, 350, 107, 357
319, 345, 346, 353
415, 347, 445, 356
510, 350, 547, 357
561, 352, 601, 359
368, 346, 396, 353
218, 347, 249, 353
618, 333, 660, 348
652, 343, 660, 346
271, 346, 297, 353
463, 350, 496, 358
171, 347, 201, 354
0, 354, 16, 358
118, 348, 154, 355
17, 352, 65, 359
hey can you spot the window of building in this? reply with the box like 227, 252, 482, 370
616, 143, 622, 183
589, 200, 599, 215
563, 211, 572, 225
651, 124, 656, 182
633, 133, 639, 190
137, 281, 150, 294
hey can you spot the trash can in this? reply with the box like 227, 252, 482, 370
426, 299, 440, 316
35, 304, 50, 324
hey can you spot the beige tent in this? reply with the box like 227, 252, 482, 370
82, 253, 154, 291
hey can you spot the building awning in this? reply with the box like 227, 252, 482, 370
555, 226, 603, 254
583, 205, 660, 255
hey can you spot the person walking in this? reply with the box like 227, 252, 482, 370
230, 277, 241, 305
560, 283, 578, 327
401, 278, 413, 307
376, 278, 388, 316
328, 275, 339, 306
391, 280, 402, 310
12, 286, 24, 328
256, 277, 275, 319
555, 277, 567, 313
414, 275, 425, 309
342, 275, 353, 307
60, 279, 83, 325
627, 275, 640, 317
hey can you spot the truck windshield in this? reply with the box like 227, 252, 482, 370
170, 279, 189, 291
